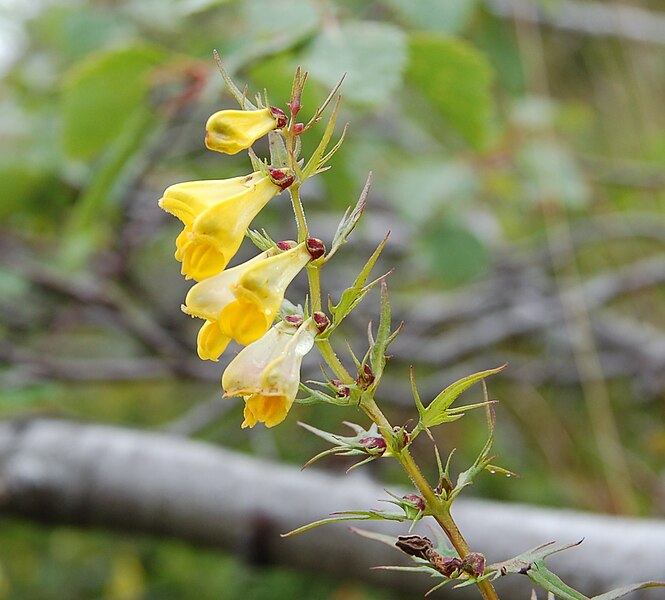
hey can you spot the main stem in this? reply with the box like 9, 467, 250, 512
363, 397, 501, 600
293, 176, 499, 600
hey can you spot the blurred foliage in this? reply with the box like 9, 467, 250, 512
2, 0, 665, 597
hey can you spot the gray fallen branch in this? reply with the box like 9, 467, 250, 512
487, 0, 665, 46
1, 418, 664, 599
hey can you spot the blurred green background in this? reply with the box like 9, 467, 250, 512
1, 0, 665, 597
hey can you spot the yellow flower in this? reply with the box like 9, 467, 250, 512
222, 319, 316, 428
205, 107, 287, 155
159, 171, 292, 281
183, 241, 316, 360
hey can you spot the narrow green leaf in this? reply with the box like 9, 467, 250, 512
302, 96, 340, 180
369, 280, 392, 383
423, 365, 505, 428
488, 540, 584, 578
349, 527, 397, 548
281, 514, 369, 537
410, 367, 427, 420
591, 582, 665, 600
326, 172, 372, 262
328, 234, 391, 332
246, 228, 277, 252
527, 560, 589, 600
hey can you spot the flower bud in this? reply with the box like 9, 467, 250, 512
462, 552, 486, 578
356, 364, 375, 390
284, 314, 304, 327
432, 555, 463, 578
305, 237, 325, 260
330, 379, 351, 398
392, 425, 410, 451
269, 168, 295, 191
276, 240, 297, 251
402, 494, 426, 512
293, 122, 304, 135
358, 435, 387, 455
270, 106, 288, 129
205, 108, 279, 155
313, 311, 330, 334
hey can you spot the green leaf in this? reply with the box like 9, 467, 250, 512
326, 172, 372, 262
591, 582, 665, 600
281, 515, 370, 537
407, 33, 495, 148
527, 560, 589, 600
382, 0, 478, 34
422, 365, 505, 429
327, 234, 391, 334
305, 22, 407, 106
422, 218, 489, 287
368, 280, 401, 387
61, 44, 164, 159
488, 540, 583, 578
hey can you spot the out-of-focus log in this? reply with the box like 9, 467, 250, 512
0, 419, 663, 598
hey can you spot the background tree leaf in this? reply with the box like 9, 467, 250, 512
407, 33, 495, 148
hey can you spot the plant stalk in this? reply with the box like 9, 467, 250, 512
362, 397, 501, 600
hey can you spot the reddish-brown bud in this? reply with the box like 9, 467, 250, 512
357, 364, 375, 390
276, 240, 297, 251
462, 552, 486, 578
269, 168, 295, 190
305, 237, 325, 260
284, 314, 304, 327
330, 379, 351, 397
270, 106, 288, 129
402, 494, 426, 512
313, 311, 330, 333
433, 555, 463, 578
293, 122, 304, 135
359, 435, 386, 454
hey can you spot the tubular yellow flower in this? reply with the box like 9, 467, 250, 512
183, 241, 313, 360
222, 319, 316, 428
158, 171, 289, 281
205, 107, 287, 155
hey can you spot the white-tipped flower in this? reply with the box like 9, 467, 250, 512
222, 319, 316, 428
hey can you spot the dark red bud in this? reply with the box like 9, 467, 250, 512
270, 106, 288, 129
293, 122, 304, 135
330, 379, 351, 397
357, 364, 375, 389
462, 552, 486, 578
276, 240, 297, 251
359, 436, 386, 454
402, 494, 426, 511
284, 314, 304, 327
305, 237, 325, 260
269, 168, 295, 190
313, 311, 330, 333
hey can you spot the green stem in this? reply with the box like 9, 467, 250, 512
361, 396, 501, 600
316, 339, 353, 384
289, 185, 308, 243
308, 264, 322, 313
